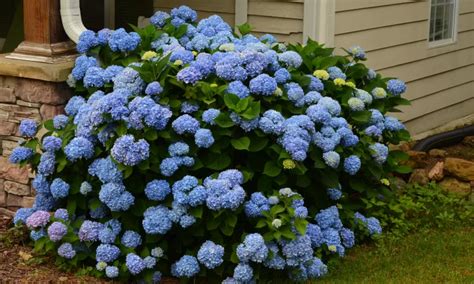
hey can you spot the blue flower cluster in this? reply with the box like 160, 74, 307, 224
10, 5, 410, 281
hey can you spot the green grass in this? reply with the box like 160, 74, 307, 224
318, 226, 474, 283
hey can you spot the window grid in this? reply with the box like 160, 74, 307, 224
429, 0, 458, 46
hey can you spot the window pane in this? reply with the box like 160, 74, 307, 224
429, 0, 457, 43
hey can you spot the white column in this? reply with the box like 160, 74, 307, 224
104, 0, 116, 29
235, 0, 248, 26
303, 0, 335, 46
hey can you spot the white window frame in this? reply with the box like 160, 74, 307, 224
428, 0, 459, 48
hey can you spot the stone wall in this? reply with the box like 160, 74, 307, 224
0, 75, 72, 213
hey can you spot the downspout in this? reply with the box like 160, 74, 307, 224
60, 0, 87, 43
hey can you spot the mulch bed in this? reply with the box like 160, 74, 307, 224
0, 213, 108, 283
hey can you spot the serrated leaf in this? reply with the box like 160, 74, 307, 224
263, 161, 281, 177
230, 137, 250, 150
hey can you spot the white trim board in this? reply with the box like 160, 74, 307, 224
235, 0, 248, 26
303, 0, 335, 46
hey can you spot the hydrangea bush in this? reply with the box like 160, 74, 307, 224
10, 6, 411, 283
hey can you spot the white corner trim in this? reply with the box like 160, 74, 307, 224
60, 0, 87, 43
303, 0, 335, 46
235, 0, 248, 26
104, 0, 116, 29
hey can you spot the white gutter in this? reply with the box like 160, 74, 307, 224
60, 0, 87, 43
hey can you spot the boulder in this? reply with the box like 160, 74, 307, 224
428, 149, 447, 158
444, 157, 474, 181
428, 161, 444, 181
462, 136, 474, 147
408, 169, 429, 185
406, 150, 429, 168
439, 177, 471, 198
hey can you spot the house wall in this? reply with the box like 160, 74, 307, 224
153, 0, 235, 26
334, 0, 474, 135
247, 0, 304, 43
153, 0, 305, 43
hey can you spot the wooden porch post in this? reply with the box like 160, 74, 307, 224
7, 0, 76, 63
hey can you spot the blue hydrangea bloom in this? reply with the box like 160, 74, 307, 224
105, 266, 119, 278
244, 192, 270, 218
78, 220, 103, 241
65, 137, 94, 161
327, 187, 342, 200
13, 208, 34, 225
194, 128, 214, 148
306, 224, 324, 248
236, 233, 268, 263
172, 114, 200, 135
315, 206, 342, 230
143, 206, 173, 234
249, 74, 277, 96
50, 178, 70, 199
171, 255, 200, 278
71, 55, 98, 80
282, 235, 313, 267
171, 5, 198, 23
9, 147, 34, 164
145, 179, 171, 201
150, 11, 170, 27
145, 81, 163, 96
83, 67, 106, 88
327, 66, 347, 80
340, 228, 355, 248
126, 253, 146, 275
323, 151, 340, 168
202, 108, 220, 125
343, 155, 361, 175
99, 182, 135, 211
177, 66, 203, 85
53, 115, 68, 129
227, 81, 250, 99
108, 28, 141, 52
113, 67, 145, 94
369, 143, 389, 164
19, 119, 37, 137
387, 79, 406, 95
233, 263, 253, 282
88, 156, 122, 183
348, 45, 366, 60
76, 30, 99, 53
37, 151, 55, 176
181, 102, 199, 114
96, 244, 121, 262
121, 230, 142, 248
111, 135, 149, 166
42, 136, 62, 152
278, 51, 303, 68
274, 68, 291, 84
58, 243, 76, 259
47, 221, 67, 242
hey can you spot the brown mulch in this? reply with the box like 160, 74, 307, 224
0, 213, 108, 283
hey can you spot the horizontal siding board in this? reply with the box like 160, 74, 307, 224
460, 0, 474, 14
398, 81, 474, 121
377, 47, 474, 82
153, 0, 235, 13
335, 0, 414, 12
335, 13, 473, 52
404, 97, 474, 134
335, 2, 428, 34
365, 30, 474, 70
252, 31, 302, 43
458, 12, 474, 32
335, 20, 427, 52
404, 64, 474, 100
248, 1, 303, 19
248, 15, 303, 34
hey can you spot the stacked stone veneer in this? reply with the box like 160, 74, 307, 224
0, 75, 71, 212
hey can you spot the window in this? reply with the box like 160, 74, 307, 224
429, 0, 459, 47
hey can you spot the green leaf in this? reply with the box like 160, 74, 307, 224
255, 219, 267, 228
241, 101, 261, 120
351, 110, 372, 123
294, 219, 308, 236
224, 93, 240, 109
230, 137, 250, 150
270, 205, 285, 216
248, 136, 268, 152
144, 129, 158, 141
263, 161, 281, 177
67, 199, 77, 215
43, 120, 55, 131
189, 206, 203, 219
237, 23, 252, 35
394, 165, 412, 174
214, 113, 235, 128
203, 153, 231, 170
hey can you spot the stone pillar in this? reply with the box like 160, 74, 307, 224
6, 0, 76, 63
0, 0, 76, 213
